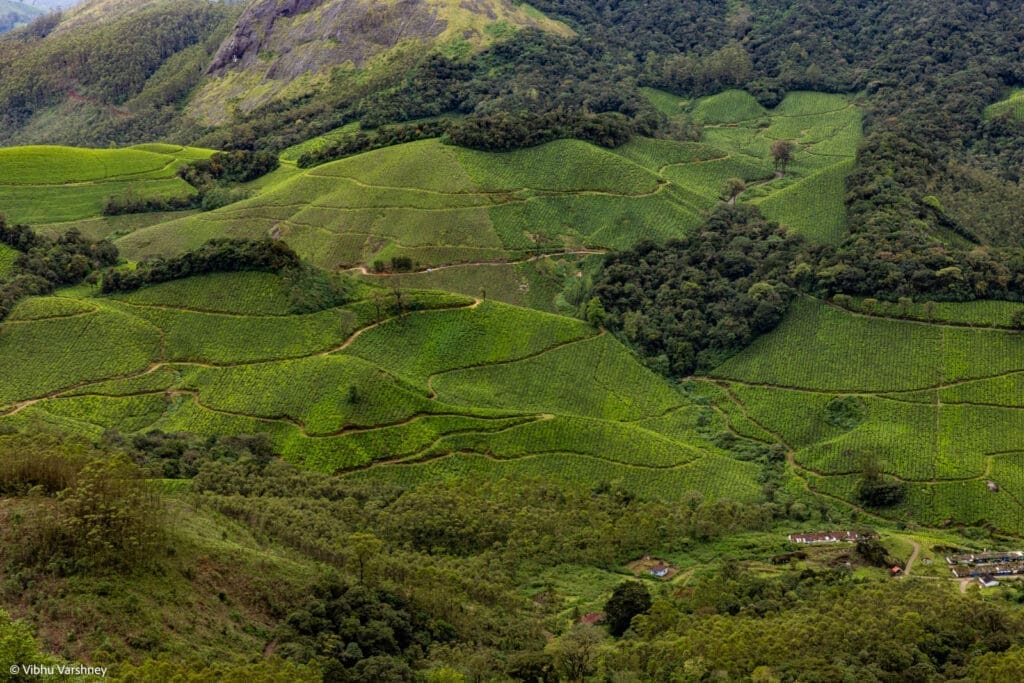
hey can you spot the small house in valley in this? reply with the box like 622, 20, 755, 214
648, 563, 670, 578
627, 555, 679, 580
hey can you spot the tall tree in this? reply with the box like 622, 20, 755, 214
604, 581, 652, 636
771, 140, 795, 175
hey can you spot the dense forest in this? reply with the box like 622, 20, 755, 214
595, 206, 802, 376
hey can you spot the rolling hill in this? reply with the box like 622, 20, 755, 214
0, 144, 211, 224
3, 90, 853, 309
0, 271, 763, 501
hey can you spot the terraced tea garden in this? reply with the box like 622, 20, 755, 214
53, 90, 854, 313
0, 144, 212, 224
21, 91, 1024, 535
986, 88, 1024, 121
0, 271, 762, 501
697, 296, 1024, 533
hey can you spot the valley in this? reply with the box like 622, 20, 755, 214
3, 0, 1024, 678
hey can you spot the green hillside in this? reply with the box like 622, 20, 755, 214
113, 138, 701, 269
654, 89, 863, 244
22, 91, 851, 312
705, 296, 1024, 533
0, 272, 763, 500
0, 144, 212, 224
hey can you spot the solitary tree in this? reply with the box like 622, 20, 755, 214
722, 177, 746, 202
770, 140, 796, 175
345, 532, 383, 583
604, 581, 652, 636
856, 453, 905, 508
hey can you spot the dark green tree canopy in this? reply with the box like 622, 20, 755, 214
604, 581, 652, 637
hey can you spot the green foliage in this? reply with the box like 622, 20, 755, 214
113, 658, 321, 683
0, 435, 163, 574
824, 395, 867, 429
0, 610, 52, 681
596, 205, 802, 376
0, 1, 235, 144
604, 581, 651, 637
101, 238, 300, 293
0, 220, 118, 319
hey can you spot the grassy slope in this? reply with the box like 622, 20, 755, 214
701, 295, 1024, 533
0, 272, 761, 500
0, 491, 324, 665
0, 144, 213, 224
187, 0, 573, 125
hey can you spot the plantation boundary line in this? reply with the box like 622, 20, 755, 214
704, 368, 1024, 397
360, 447, 712, 472
346, 414, 554, 471
424, 328, 604, 398
169, 389, 524, 438
2, 309, 97, 324
107, 300, 321, 318
0, 299, 481, 412
818, 295, 1024, 332
305, 171, 666, 199
345, 249, 609, 276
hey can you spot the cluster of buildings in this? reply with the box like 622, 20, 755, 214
787, 531, 864, 544
947, 551, 1024, 586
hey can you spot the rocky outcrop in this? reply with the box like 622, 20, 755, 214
207, 0, 446, 79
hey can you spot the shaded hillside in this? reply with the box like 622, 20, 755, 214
0, 0, 239, 144
0, 0, 42, 34
190, 0, 572, 124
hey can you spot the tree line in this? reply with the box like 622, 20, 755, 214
0, 218, 117, 320
99, 238, 300, 293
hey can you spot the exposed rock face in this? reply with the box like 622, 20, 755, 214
207, 0, 446, 79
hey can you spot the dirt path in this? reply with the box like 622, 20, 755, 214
347, 250, 609, 277
425, 327, 603, 399
903, 539, 921, 577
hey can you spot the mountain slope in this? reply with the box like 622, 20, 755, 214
0, 0, 572, 144
189, 0, 572, 123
